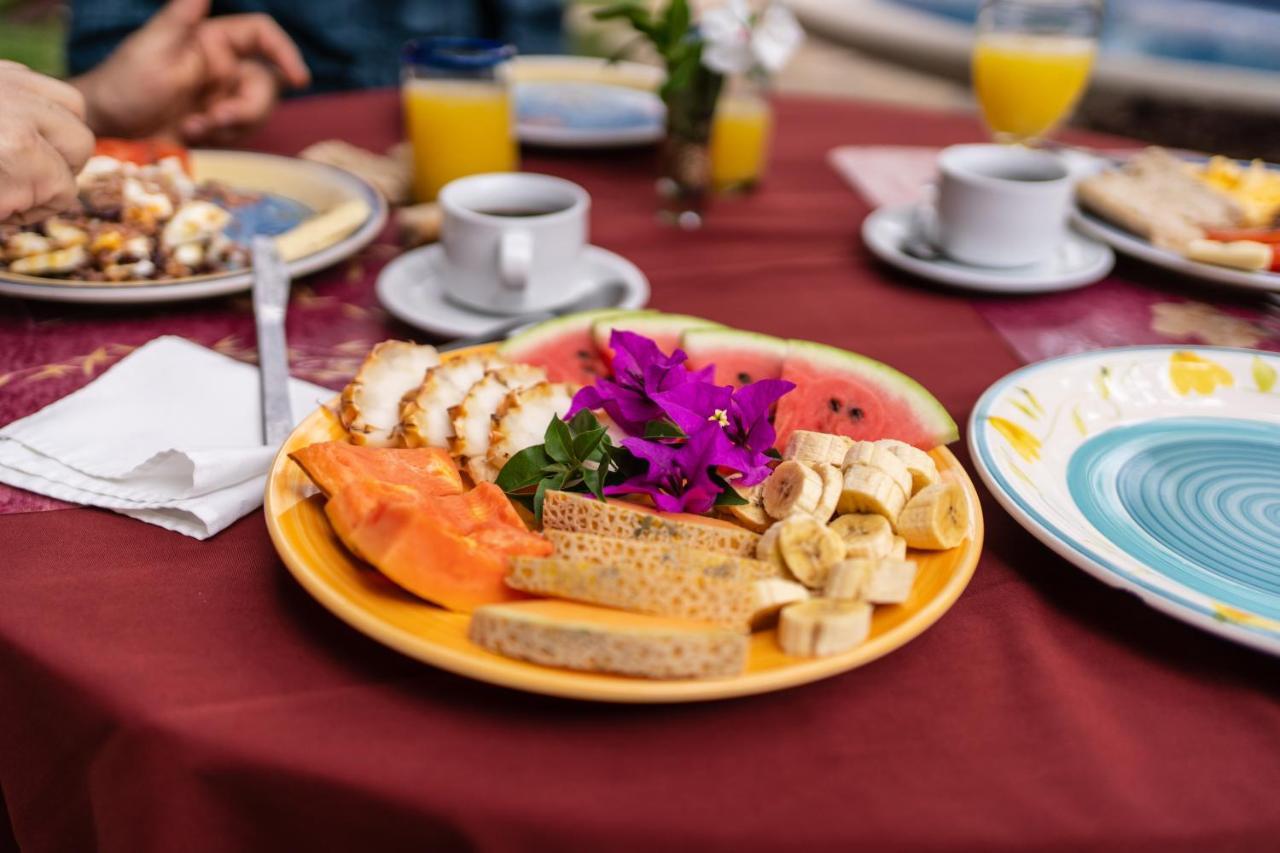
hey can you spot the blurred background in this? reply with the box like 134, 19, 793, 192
5, 0, 1278, 159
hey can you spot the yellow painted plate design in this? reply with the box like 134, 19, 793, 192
265, 346, 983, 703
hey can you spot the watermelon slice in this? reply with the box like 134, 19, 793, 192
497, 309, 636, 384
681, 327, 788, 387
591, 311, 722, 365
772, 340, 958, 451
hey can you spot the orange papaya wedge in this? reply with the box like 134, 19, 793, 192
290, 441, 463, 498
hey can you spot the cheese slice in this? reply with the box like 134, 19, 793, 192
275, 198, 372, 261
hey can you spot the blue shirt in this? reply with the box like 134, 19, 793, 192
68, 0, 566, 91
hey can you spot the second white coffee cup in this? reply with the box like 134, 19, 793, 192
935, 144, 1072, 268
438, 172, 590, 314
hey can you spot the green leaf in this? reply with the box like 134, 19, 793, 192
571, 426, 608, 462
495, 445, 551, 493
545, 417, 574, 464
582, 463, 608, 502
568, 408, 601, 433
764, 447, 782, 460
643, 419, 686, 440
532, 478, 551, 523
709, 471, 748, 506
664, 0, 691, 47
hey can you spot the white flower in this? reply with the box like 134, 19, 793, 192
700, 0, 804, 77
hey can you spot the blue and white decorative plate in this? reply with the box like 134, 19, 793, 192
969, 345, 1280, 654
515, 81, 664, 148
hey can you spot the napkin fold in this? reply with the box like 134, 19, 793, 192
828, 145, 942, 208
0, 336, 330, 539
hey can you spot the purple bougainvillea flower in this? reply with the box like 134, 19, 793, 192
604, 425, 726, 514
655, 377, 795, 485
567, 330, 713, 434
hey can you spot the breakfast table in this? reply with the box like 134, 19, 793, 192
1, 90, 1278, 852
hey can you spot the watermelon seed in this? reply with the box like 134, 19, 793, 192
828, 398, 840, 413
849, 407, 865, 421
737, 372, 752, 384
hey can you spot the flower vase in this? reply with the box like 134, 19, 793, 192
657, 65, 723, 229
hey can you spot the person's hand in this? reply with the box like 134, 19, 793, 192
0, 61, 95, 224
73, 0, 310, 144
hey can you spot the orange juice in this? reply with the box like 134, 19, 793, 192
403, 79, 518, 201
972, 34, 1095, 142
710, 94, 772, 192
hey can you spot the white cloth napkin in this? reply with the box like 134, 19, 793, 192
0, 336, 330, 539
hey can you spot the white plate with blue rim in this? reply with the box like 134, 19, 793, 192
508, 56, 665, 149
969, 345, 1280, 655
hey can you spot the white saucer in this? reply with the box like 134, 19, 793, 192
376, 244, 650, 339
862, 203, 1115, 294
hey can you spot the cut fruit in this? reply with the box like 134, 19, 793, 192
681, 327, 789, 387
468, 599, 750, 679
399, 352, 505, 449
591, 310, 722, 366
289, 441, 463, 498
324, 481, 550, 612
339, 341, 440, 447
497, 308, 635, 384
772, 340, 958, 452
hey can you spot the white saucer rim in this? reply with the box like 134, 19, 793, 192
862, 203, 1115, 294
376, 244, 650, 339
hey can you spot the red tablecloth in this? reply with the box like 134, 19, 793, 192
1, 92, 1278, 853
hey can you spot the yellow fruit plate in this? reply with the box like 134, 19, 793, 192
264, 347, 984, 703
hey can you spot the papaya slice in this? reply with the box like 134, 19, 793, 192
323, 481, 550, 612
290, 441, 463, 498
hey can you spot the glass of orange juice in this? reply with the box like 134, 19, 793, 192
972, 0, 1101, 144
710, 80, 773, 193
402, 38, 519, 202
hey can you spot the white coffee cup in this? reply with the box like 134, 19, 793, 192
935, 144, 1072, 268
438, 172, 590, 314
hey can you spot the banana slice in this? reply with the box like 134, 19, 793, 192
828, 513, 893, 559
875, 439, 939, 495
756, 522, 786, 569
488, 381, 577, 478
810, 464, 842, 523
824, 558, 871, 601
843, 441, 912, 499
340, 341, 441, 447
864, 558, 918, 604
750, 578, 810, 629
763, 461, 824, 519
889, 535, 908, 561
451, 365, 546, 481
783, 430, 853, 467
778, 599, 873, 657
897, 481, 969, 550
777, 515, 846, 588
399, 353, 505, 448
838, 465, 907, 525
723, 480, 772, 532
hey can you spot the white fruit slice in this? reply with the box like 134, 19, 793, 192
889, 535, 908, 561
451, 364, 545, 480
724, 480, 772, 532
837, 465, 907, 525
776, 515, 846, 588
897, 481, 969, 550
843, 441, 913, 500
340, 341, 440, 447
828, 513, 893, 559
399, 353, 505, 448
756, 522, 786, 569
749, 578, 810, 628
487, 381, 577, 478
763, 460, 824, 519
824, 558, 872, 601
876, 439, 939, 495
778, 599, 873, 657
863, 558, 918, 604
783, 430, 853, 468
810, 464, 842, 524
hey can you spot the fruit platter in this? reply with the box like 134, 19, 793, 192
265, 309, 983, 702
